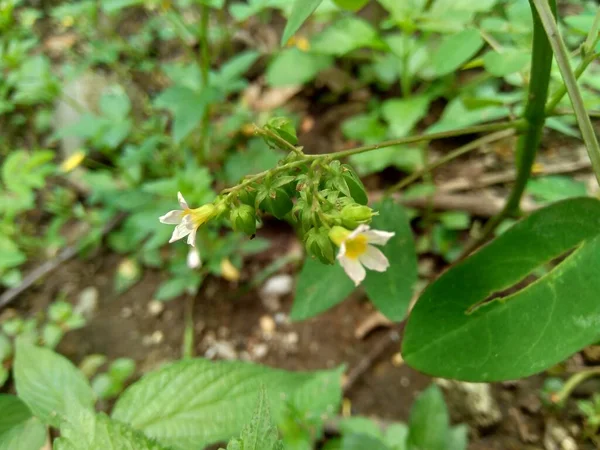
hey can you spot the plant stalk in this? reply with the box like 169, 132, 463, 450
533, 0, 600, 185
460, 0, 556, 258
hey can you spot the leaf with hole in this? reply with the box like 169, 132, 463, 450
403, 198, 600, 381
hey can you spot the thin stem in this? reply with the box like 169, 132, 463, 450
533, 0, 600, 185
387, 129, 516, 193
460, 0, 556, 258
553, 367, 600, 405
544, 51, 598, 114
582, 7, 600, 55
260, 127, 304, 156
199, 4, 211, 162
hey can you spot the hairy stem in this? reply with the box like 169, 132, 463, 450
460, 0, 556, 258
533, 0, 600, 185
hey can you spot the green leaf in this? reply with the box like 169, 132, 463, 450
403, 198, 600, 381
55, 411, 171, 450
342, 434, 390, 450
266, 49, 333, 87
290, 258, 355, 321
338, 417, 383, 439
429, 29, 483, 76
332, 0, 369, 11
310, 17, 380, 56
111, 359, 342, 449
350, 147, 423, 176
363, 200, 418, 321
426, 98, 510, 134
14, 339, 95, 427
526, 176, 588, 203
438, 211, 471, 230
381, 96, 430, 138
406, 385, 448, 450
0, 395, 46, 450
220, 389, 283, 450
384, 424, 408, 450
281, 0, 323, 46
483, 49, 529, 76
0, 236, 26, 271
447, 425, 468, 450
101, 0, 144, 14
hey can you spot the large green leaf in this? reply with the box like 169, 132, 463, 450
290, 258, 354, 321
112, 359, 342, 449
429, 29, 483, 76
363, 200, 418, 321
14, 340, 95, 427
406, 385, 448, 450
266, 49, 333, 87
381, 96, 430, 138
403, 198, 600, 381
310, 17, 380, 56
332, 0, 369, 11
54, 411, 170, 450
0, 395, 46, 450
281, 0, 323, 46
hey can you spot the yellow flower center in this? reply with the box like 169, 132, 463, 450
344, 234, 368, 260
183, 204, 216, 227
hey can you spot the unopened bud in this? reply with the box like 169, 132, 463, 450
230, 204, 257, 235
305, 227, 335, 265
341, 204, 374, 229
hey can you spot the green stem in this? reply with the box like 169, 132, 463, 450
583, 7, 600, 56
533, 0, 600, 185
199, 5, 211, 162
459, 0, 556, 258
387, 129, 516, 193
553, 367, 600, 405
260, 128, 304, 156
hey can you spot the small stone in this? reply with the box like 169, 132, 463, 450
217, 326, 230, 339
544, 418, 578, 450
75, 287, 98, 319
285, 332, 299, 345
252, 343, 269, 359
260, 274, 293, 311
205, 341, 237, 360
120, 307, 133, 319
391, 352, 404, 367
436, 379, 502, 429
147, 300, 164, 317
260, 315, 276, 335
274, 312, 288, 325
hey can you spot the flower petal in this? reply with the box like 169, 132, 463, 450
177, 191, 189, 210
187, 248, 202, 269
169, 221, 192, 243
348, 224, 371, 240
364, 229, 395, 246
359, 245, 390, 272
186, 227, 198, 247
159, 210, 183, 224
339, 255, 366, 286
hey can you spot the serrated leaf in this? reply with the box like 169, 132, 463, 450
406, 385, 449, 450
281, 0, 323, 46
0, 395, 46, 450
14, 339, 95, 427
291, 258, 355, 321
430, 29, 483, 76
55, 411, 171, 450
403, 198, 600, 381
266, 49, 333, 87
363, 200, 418, 321
220, 389, 283, 450
112, 359, 342, 449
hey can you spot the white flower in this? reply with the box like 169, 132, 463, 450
159, 192, 216, 247
187, 248, 202, 269
329, 225, 395, 286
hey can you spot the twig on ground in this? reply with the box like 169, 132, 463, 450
0, 213, 126, 310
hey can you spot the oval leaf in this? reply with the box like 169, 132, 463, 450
291, 258, 354, 321
0, 395, 46, 450
14, 340, 95, 427
112, 359, 342, 449
430, 29, 484, 76
483, 49, 529, 76
363, 199, 418, 321
403, 198, 600, 381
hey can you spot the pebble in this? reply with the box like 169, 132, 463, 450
120, 307, 133, 319
252, 343, 269, 359
204, 341, 237, 360
544, 418, 578, 450
436, 379, 502, 429
391, 352, 404, 367
274, 312, 288, 325
147, 300, 164, 317
142, 330, 164, 346
260, 274, 293, 311
75, 287, 98, 319
260, 315, 276, 335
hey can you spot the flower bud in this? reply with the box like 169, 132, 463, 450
305, 227, 335, 265
237, 187, 257, 206
341, 204, 374, 229
230, 204, 257, 235
260, 188, 293, 219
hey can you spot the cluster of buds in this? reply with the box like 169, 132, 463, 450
159, 121, 395, 286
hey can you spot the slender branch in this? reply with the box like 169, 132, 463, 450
459, 0, 556, 258
259, 127, 304, 156
533, 0, 600, 185
552, 367, 600, 405
582, 7, 600, 56
387, 129, 516, 193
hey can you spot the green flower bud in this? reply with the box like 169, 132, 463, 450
341, 204, 374, 229
342, 164, 368, 205
230, 204, 257, 235
305, 227, 335, 265
237, 187, 257, 206
265, 117, 298, 146
260, 188, 293, 219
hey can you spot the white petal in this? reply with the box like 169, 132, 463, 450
348, 224, 371, 240
159, 210, 183, 224
187, 248, 202, 268
339, 256, 366, 286
187, 227, 198, 247
169, 222, 192, 243
359, 245, 390, 272
177, 191, 189, 210
364, 229, 395, 246
337, 241, 347, 259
